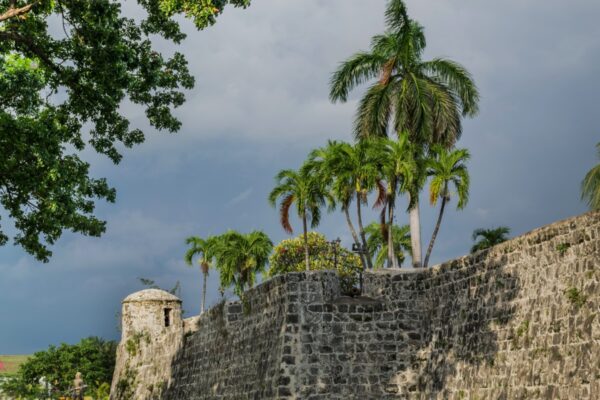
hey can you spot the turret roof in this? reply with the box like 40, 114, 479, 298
123, 289, 181, 303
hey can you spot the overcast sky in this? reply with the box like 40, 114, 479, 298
1, 0, 598, 354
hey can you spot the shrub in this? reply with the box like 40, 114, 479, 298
267, 232, 362, 294
0, 337, 116, 399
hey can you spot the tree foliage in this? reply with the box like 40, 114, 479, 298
328, 0, 479, 268
211, 230, 272, 297
471, 226, 511, 253
365, 222, 411, 269
156, 0, 250, 30
267, 231, 361, 293
0, 337, 116, 399
184, 235, 217, 312
268, 168, 331, 271
422, 145, 470, 267
329, 0, 479, 146
0, 0, 249, 261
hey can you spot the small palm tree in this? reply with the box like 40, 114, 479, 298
471, 227, 511, 253
325, 139, 386, 269
268, 169, 329, 271
211, 230, 273, 297
303, 141, 367, 270
423, 146, 470, 268
379, 134, 415, 268
365, 222, 411, 268
184, 236, 215, 313
581, 142, 600, 210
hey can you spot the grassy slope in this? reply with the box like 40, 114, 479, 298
0, 355, 30, 376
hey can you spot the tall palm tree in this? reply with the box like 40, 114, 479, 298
268, 169, 329, 271
184, 235, 215, 313
471, 227, 511, 253
303, 141, 367, 270
379, 134, 415, 268
423, 146, 470, 268
329, 0, 479, 268
211, 230, 273, 297
365, 222, 411, 268
581, 142, 600, 210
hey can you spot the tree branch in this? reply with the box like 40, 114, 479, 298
0, 1, 38, 23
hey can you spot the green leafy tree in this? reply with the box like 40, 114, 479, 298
211, 230, 272, 297
0, 0, 249, 261
184, 235, 216, 313
423, 146, 470, 268
269, 168, 330, 271
267, 232, 361, 293
365, 222, 411, 269
155, 0, 250, 29
581, 142, 600, 210
329, 0, 479, 268
0, 337, 116, 399
471, 227, 510, 253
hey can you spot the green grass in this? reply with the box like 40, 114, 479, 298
0, 355, 30, 376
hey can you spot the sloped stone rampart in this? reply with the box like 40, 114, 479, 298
111, 211, 600, 399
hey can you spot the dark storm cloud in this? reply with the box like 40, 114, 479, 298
0, 0, 597, 353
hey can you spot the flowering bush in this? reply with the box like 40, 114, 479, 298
267, 232, 361, 293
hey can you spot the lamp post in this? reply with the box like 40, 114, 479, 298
352, 243, 367, 294
328, 237, 341, 270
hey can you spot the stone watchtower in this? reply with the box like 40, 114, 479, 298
120, 289, 182, 338
110, 289, 184, 400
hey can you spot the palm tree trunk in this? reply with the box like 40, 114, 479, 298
408, 193, 422, 268
388, 201, 399, 268
423, 194, 447, 268
201, 270, 207, 313
356, 192, 373, 269
302, 213, 310, 271
344, 207, 367, 270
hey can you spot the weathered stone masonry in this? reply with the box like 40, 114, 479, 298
111, 211, 600, 399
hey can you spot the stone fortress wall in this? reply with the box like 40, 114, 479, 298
110, 211, 600, 399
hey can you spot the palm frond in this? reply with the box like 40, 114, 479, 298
384, 0, 410, 33
330, 52, 386, 102
354, 81, 396, 139
471, 226, 511, 253
373, 180, 388, 209
422, 77, 462, 147
280, 194, 295, 234
421, 58, 480, 116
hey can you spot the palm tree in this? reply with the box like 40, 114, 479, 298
303, 141, 367, 270
211, 230, 273, 297
422, 145, 470, 268
379, 134, 415, 268
365, 222, 411, 268
324, 139, 387, 269
329, 0, 479, 268
184, 235, 216, 313
471, 227, 511, 253
268, 168, 330, 271
581, 142, 600, 210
